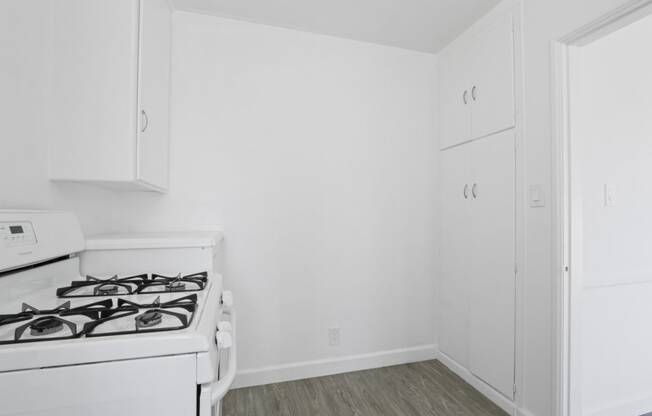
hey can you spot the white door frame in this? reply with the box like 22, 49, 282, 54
551, 1, 652, 415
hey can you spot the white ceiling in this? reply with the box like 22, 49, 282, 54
171, 0, 501, 54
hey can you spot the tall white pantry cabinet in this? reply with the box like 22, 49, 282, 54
439, 4, 519, 401
49, 0, 172, 192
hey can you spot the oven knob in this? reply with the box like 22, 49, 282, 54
221, 291, 234, 310
218, 321, 232, 333
215, 331, 233, 349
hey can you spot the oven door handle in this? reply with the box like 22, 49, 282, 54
211, 309, 237, 405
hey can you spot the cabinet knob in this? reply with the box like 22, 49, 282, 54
221, 290, 234, 310
463, 184, 469, 199
471, 85, 477, 101
472, 183, 478, 199
462, 90, 468, 105
140, 109, 149, 133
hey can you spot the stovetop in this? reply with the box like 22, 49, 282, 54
0, 268, 212, 345
0, 294, 199, 345
56, 272, 208, 298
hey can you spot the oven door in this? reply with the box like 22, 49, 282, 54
0, 355, 197, 416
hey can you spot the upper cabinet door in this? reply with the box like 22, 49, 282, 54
137, 0, 171, 190
50, 0, 171, 192
469, 13, 515, 139
439, 46, 472, 150
50, 0, 140, 182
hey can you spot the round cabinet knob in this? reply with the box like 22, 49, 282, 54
221, 291, 234, 310
218, 321, 232, 333
215, 331, 233, 349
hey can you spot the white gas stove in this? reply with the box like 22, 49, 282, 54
0, 210, 236, 416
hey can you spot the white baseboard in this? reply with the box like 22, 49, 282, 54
516, 408, 537, 416
585, 394, 652, 416
234, 345, 537, 416
233, 344, 439, 389
437, 351, 517, 416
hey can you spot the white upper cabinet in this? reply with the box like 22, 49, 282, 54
439, 45, 472, 149
439, 11, 515, 149
137, 0, 172, 189
50, 0, 171, 192
470, 13, 515, 140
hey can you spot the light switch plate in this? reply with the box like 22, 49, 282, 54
528, 185, 545, 208
604, 184, 616, 207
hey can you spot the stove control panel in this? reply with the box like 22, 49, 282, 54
0, 222, 37, 248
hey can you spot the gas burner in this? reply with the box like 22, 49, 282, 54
29, 316, 65, 336
166, 280, 186, 292
96, 284, 119, 296
135, 310, 163, 328
15, 315, 78, 341
57, 274, 148, 298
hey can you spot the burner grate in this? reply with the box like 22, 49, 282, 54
0, 299, 113, 345
0, 295, 198, 345
56, 272, 208, 298
137, 272, 208, 294
82, 294, 197, 338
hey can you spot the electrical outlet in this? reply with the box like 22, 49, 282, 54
328, 327, 340, 346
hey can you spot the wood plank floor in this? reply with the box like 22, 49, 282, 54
223, 360, 508, 416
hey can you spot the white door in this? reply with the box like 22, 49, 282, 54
470, 13, 515, 140
439, 144, 472, 366
439, 46, 472, 149
137, 0, 171, 190
468, 130, 516, 398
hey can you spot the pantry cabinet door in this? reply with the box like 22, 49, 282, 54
468, 130, 516, 399
137, 0, 171, 191
439, 144, 472, 366
439, 46, 472, 149
469, 13, 515, 140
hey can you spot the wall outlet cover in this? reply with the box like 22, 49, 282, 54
328, 327, 340, 346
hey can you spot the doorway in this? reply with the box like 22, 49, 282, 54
554, 1, 652, 415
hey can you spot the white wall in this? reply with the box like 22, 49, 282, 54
0, 0, 115, 235
3, 0, 437, 386
574, 14, 652, 416
2, 2, 438, 384
8, 0, 633, 413
518, 1, 638, 415
103, 12, 440, 380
